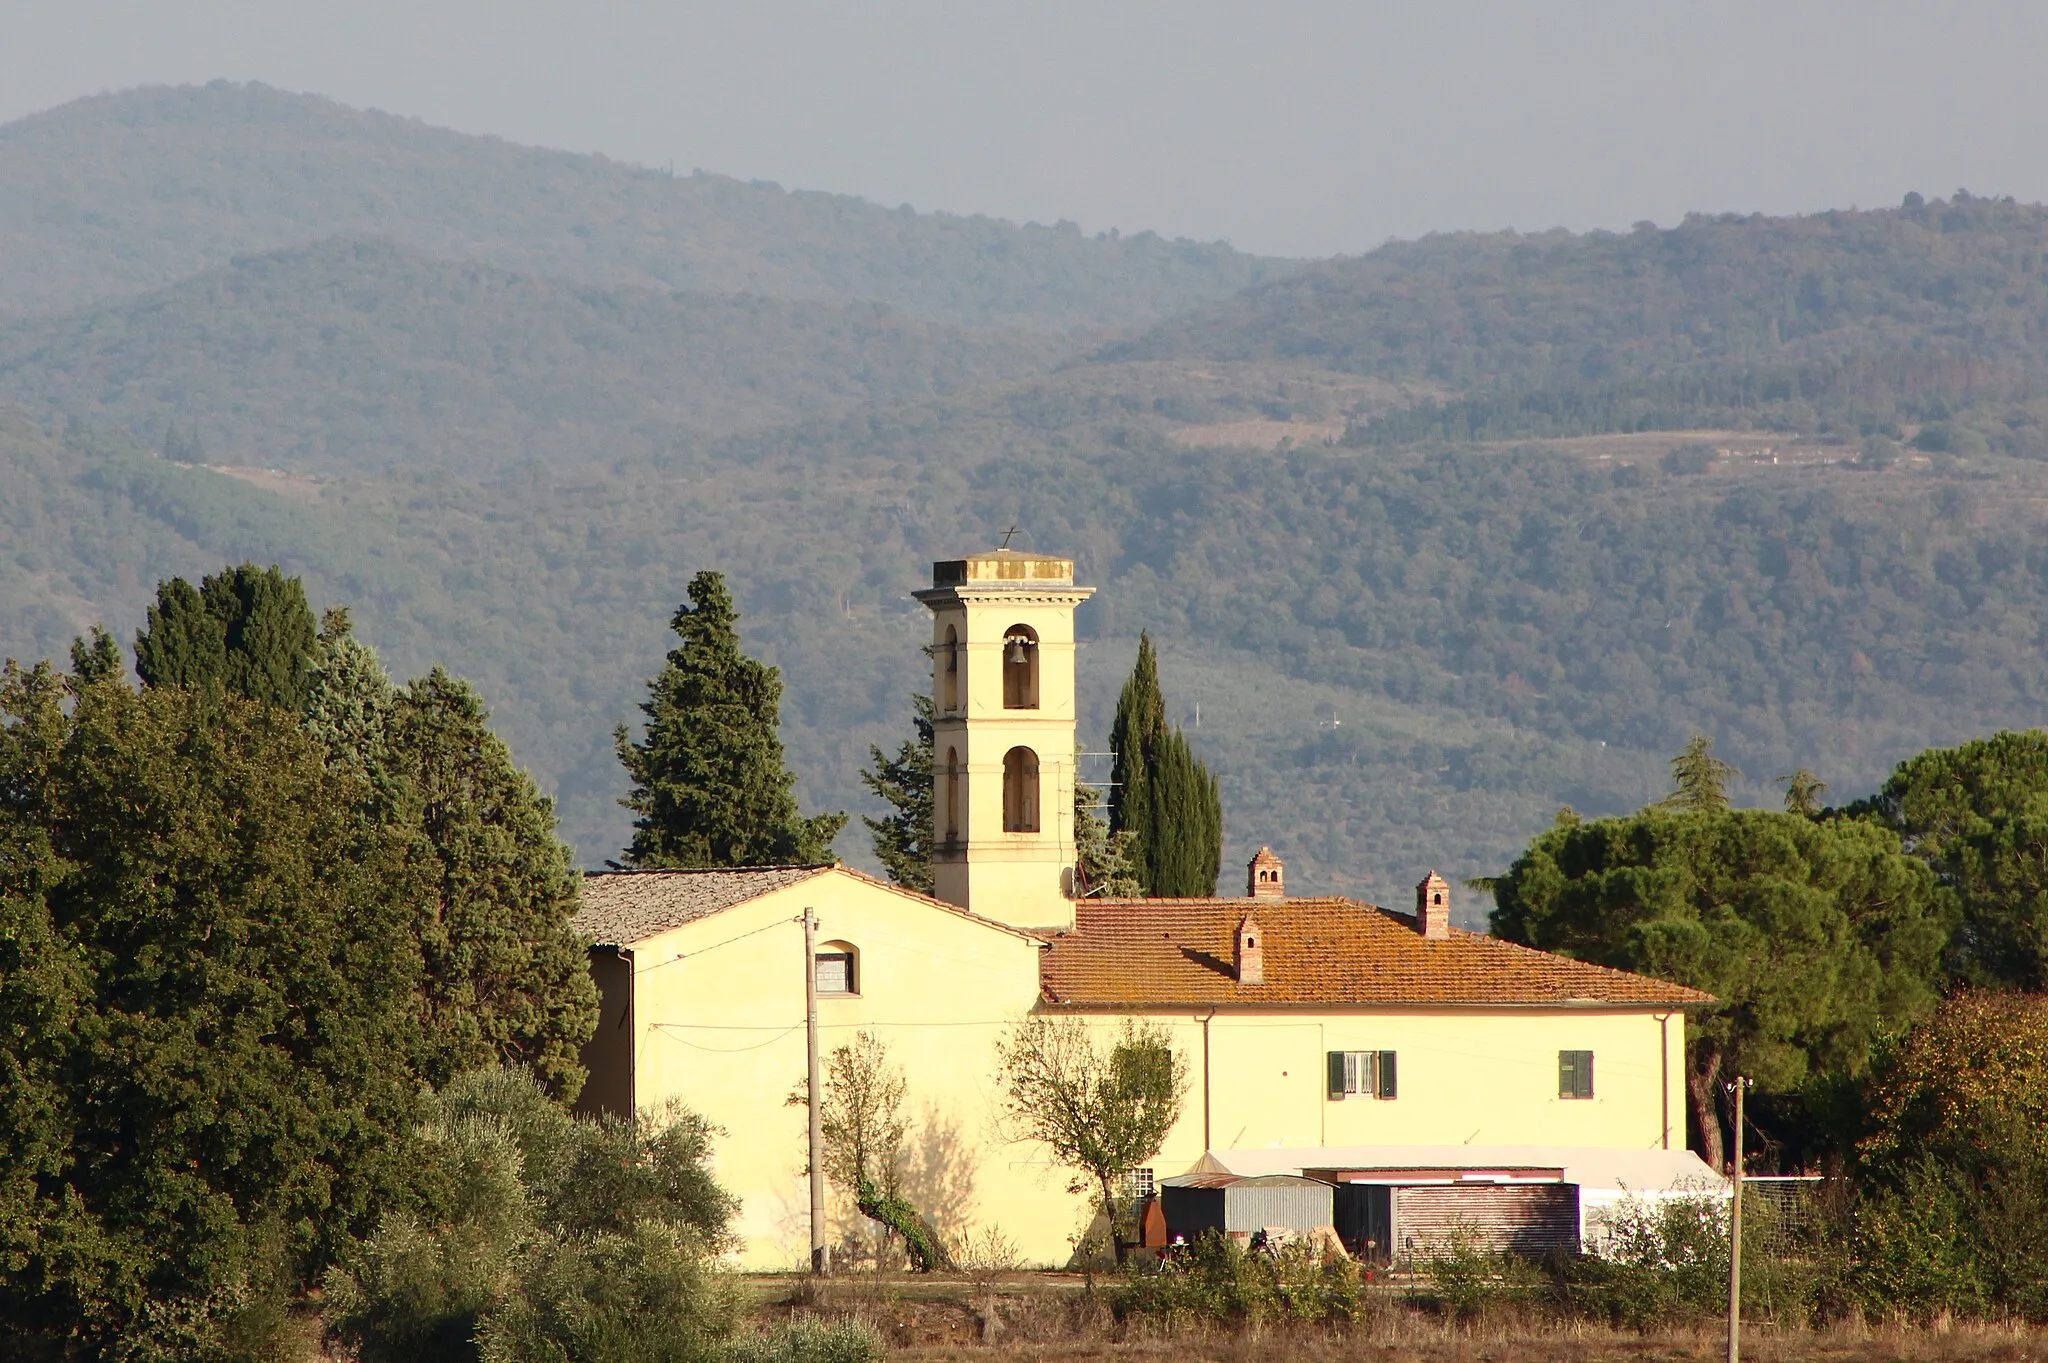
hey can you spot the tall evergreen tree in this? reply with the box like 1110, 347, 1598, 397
132, 575, 226, 693
1106, 632, 1222, 896
303, 607, 399, 781
67, 626, 124, 686
615, 571, 844, 867
1658, 731, 1740, 812
134, 562, 319, 710
859, 694, 934, 893
1107, 634, 1165, 878
393, 669, 599, 1097
302, 614, 597, 1097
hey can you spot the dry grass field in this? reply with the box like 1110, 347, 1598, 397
753, 1274, 2048, 1363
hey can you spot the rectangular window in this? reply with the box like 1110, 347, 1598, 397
1121, 1167, 1156, 1201
1559, 1049, 1594, 1099
814, 952, 854, 996
1327, 1050, 1398, 1100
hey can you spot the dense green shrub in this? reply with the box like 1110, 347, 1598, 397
328, 1067, 741, 1363
476, 1221, 744, 1363
1112, 1233, 1361, 1325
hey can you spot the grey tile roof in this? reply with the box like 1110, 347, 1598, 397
574, 866, 831, 946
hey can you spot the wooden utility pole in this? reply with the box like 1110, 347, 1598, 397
1726, 1076, 1748, 1363
803, 908, 829, 1276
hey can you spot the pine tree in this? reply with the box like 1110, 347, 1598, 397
1106, 632, 1223, 896
302, 614, 597, 1098
615, 571, 845, 867
213, 563, 320, 710
859, 694, 934, 893
1657, 731, 1740, 812
133, 563, 319, 709
1783, 767, 1829, 816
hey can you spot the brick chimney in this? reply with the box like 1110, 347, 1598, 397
1415, 871, 1451, 939
1246, 846, 1285, 898
1235, 914, 1265, 985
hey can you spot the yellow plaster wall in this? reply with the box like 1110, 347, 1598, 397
1054, 1008, 1689, 1175
625, 870, 1092, 1268
623, 870, 1690, 1269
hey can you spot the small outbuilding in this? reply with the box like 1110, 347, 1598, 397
1192, 1144, 1727, 1264
1158, 1172, 1335, 1244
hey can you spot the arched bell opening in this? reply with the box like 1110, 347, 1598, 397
1002, 625, 1039, 710
1003, 746, 1040, 832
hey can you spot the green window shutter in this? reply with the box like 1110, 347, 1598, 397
1328, 1050, 1348, 1099
1376, 1050, 1398, 1099
1559, 1049, 1593, 1099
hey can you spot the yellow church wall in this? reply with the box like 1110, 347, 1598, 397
621, 870, 1097, 1269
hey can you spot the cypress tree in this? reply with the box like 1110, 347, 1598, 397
615, 571, 845, 867
859, 694, 934, 893
134, 563, 319, 710
133, 576, 226, 693
212, 563, 320, 710
393, 668, 599, 1097
302, 614, 598, 1097
1106, 633, 1224, 897
1107, 633, 1165, 879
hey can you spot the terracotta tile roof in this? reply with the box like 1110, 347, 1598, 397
1038, 897, 1714, 1009
574, 866, 831, 946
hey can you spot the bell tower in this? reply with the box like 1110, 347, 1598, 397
915, 549, 1093, 931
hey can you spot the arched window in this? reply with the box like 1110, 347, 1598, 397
1002, 625, 1039, 710
940, 625, 960, 712
815, 940, 858, 996
1003, 746, 1040, 832
943, 746, 960, 842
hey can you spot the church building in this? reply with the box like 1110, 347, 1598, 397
574, 549, 1713, 1267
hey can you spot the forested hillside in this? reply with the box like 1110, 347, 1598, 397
0, 237, 1069, 473
0, 82, 1276, 326
1111, 195, 2048, 451
13, 386, 2048, 912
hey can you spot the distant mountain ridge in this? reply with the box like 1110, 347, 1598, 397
1103, 198, 2048, 454
0, 82, 1282, 326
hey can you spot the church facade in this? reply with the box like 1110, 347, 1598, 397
574, 550, 1711, 1267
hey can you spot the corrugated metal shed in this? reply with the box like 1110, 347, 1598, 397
1159, 1173, 1334, 1241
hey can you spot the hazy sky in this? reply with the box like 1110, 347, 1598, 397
6, 0, 2047, 258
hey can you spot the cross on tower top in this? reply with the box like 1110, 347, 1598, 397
998, 523, 1021, 549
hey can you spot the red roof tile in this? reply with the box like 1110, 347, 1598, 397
1038, 897, 1714, 1009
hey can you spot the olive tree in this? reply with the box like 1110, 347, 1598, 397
995, 1018, 1187, 1263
